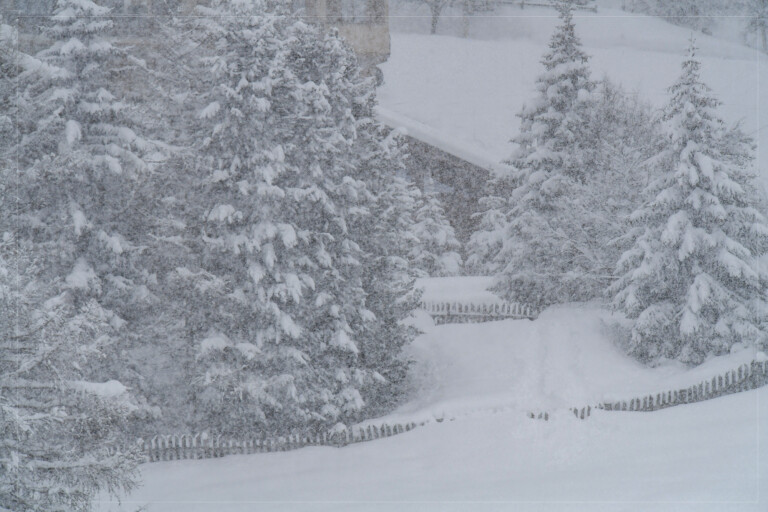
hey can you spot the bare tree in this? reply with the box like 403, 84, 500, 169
421, 0, 453, 34
746, 0, 768, 51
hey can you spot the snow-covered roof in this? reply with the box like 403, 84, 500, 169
375, 106, 512, 176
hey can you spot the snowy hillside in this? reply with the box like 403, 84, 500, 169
97, 304, 768, 511
379, 2, 767, 186
98, 391, 768, 511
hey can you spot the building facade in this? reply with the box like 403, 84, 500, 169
303, 0, 390, 69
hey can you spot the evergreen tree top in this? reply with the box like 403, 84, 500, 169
507, 0, 594, 182
47, 0, 113, 40
543, 0, 590, 71
664, 39, 722, 143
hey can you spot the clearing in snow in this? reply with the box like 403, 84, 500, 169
96, 293, 768, 511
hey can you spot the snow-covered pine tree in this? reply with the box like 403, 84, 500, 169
3, 0, 163, 452
9, 0, 165, 341
0, 19, 19, 161
170, 0, 415, 434
410, 179, 463, 277
611, 41, 768, 364
348, 124, 421, 416
0, 18, 141, 509
465, 171, 515, 275
488, 0, 598, 308
578, 79, 664, 283
0, 236, 141, 512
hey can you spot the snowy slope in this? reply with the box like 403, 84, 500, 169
97, 389, 768, 512
379, 4, 767, 186
393, 305, 763, 423
97, 304, 767, 512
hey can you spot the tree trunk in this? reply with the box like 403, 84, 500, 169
430, 4, 441, 34
461, 0, 471, 38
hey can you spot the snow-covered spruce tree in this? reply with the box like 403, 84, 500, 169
0, 236, 141, 512
578, 79, 665, 280
0, 20, 19, 160
348, 124, 421, 416
0, 20, 140, 510
611, 42, 768, 365
3, 0, 160, 476
171, 1, 415, 434
488, 0, 598, 308
410, 180, 463, 277
9, 0, 165, 343
465, 169, 514, 276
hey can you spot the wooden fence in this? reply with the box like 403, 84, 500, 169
420, 300, 536, 324
138, 421, 420, 463
500, 0, 598, 13
139, 362, 768, 463
529, 359, 768, 421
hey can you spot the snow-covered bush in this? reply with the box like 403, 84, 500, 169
610, 42, 768, 364
410, 182, 463, 277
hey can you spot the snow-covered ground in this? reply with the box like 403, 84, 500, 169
416, 275, 499, 304
97, 388, 767, 512
379, 2, 767, 188
94, 10, 768, 510
96, 300, 767, 512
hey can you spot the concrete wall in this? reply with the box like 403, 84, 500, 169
304, 0, 390, 67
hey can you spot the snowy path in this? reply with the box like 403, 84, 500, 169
390, 304, 761, 424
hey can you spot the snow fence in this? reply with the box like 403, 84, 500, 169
530, 359, 768, 421
420, 300, 536, 324
139, 421, 420, 463
138, 361, 768, 463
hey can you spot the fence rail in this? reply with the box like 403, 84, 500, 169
138, 362, 768, 463
137, 421, 421, 463
499, 0, 598, 13
529, 359, 768, 421
420, 300, 536, 324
